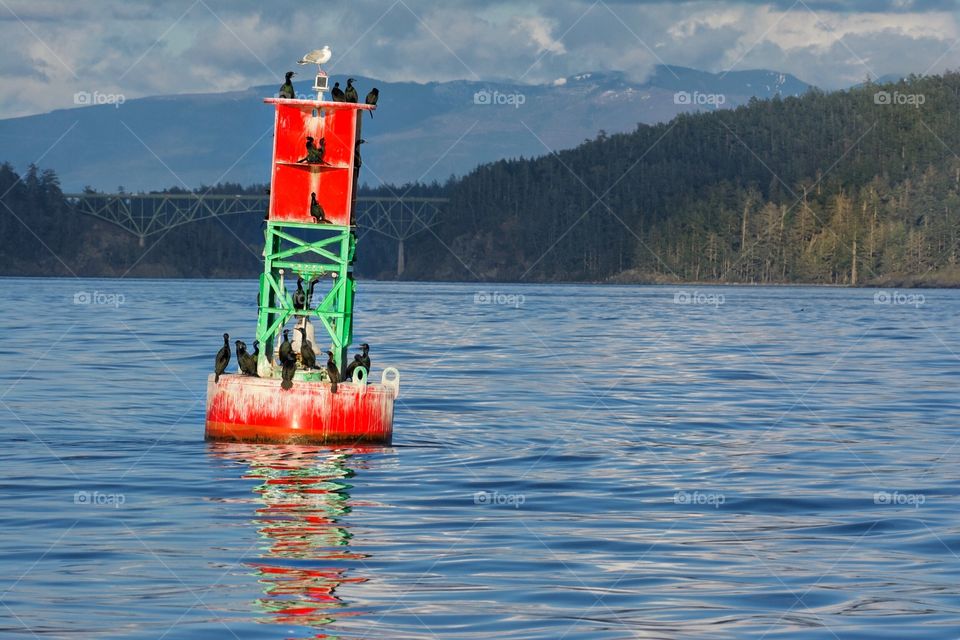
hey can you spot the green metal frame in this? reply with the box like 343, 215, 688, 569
256, 220, 356, 376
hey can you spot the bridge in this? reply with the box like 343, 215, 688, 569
64, 193, 447, 275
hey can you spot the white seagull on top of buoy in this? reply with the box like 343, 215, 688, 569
298, 46, 332, 66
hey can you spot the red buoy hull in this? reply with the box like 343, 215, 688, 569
205, 374, 395, 444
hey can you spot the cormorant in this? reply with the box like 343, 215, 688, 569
364, 87, 378, 117
354, 139, 366, 168
298, 327, 317, 369
309, 192, 328, 223
344, 78, 358, 103
293, 277, 307, 310
359, 343, 371, 373
298, 136, 325, 164
325, 350, 339, 394
331, 82, 345, 102
280, 351, 296, 390
236, 340, 258, 376
278, 329, 292, 365
251, 340, 260, 360
343, 353, 363, 381
306, 275, 320, 308
214, 333, 230, 383
279, 71, 296, 99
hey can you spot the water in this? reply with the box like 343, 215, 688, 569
2, 279, 959, 639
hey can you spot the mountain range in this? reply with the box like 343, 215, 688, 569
0, 66, 811, 191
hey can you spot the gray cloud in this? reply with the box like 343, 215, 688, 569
0, 0, 958, 118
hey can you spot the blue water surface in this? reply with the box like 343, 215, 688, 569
1, 279, 959, 639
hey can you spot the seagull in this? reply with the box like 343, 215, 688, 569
298, 46, 332, 66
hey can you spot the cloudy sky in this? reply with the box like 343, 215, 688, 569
1, 0, 959, 118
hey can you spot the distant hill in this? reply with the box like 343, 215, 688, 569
395, 73, 960, 286
0, 66, 811, 191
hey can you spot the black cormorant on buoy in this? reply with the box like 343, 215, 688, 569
354, 139, 366, 168
298, 136, 325, 164
331, 82, 345, 102
309, 192, 328, 224
214, 333, 230, 383
279, 329, 292, 365
306, 275, 320, 308
298, 327, 317, 369
293, 277, 307, 310
279, 71, 296, 99
236, 340, 258, 377
325, 350, 339, 394
280, 351, 296, 390
343, 353, 363, 381
364, 87, 378, 117
344, 78, 358, 103
359, 343, 371, 373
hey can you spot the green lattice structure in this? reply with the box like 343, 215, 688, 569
255, 222, 356, 376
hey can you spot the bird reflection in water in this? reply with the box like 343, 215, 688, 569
210, 443, 374, 637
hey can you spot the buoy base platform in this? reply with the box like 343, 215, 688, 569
205, 372, 397, 445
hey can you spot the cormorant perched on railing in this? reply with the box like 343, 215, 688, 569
278, 329, 292, 365
354, 139, 365, 169
280, 351, 296, 390
236, 340, 258, 376
297, 136, 325, 164
331, 82, 345, 102
344, 78, 358, 103
309, 192, 328, 223
305, 275, 319, 308
365, 88, 378, 117
279, 71, 296, 99
359, 343, 371, 373
325, 351, 340, 394
298, 327, 317, 369
293, 277, 307, 310
214, 333, 230, 383
343, 354, 363, 381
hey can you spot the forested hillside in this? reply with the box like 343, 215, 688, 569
3, 73, 960, 285
400, 72, 960, 285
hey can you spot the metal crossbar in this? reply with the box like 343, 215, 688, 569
64, 194, 446, 265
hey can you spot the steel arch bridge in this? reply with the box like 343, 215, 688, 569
64, 193, 447, 275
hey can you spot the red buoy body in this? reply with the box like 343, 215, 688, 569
205, 375, 396, 444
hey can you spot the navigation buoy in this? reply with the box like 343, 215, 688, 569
205, 51, 394, 445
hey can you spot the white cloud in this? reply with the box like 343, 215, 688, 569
0, 0, 958, 117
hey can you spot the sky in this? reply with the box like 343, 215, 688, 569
1, 0, 959, 118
